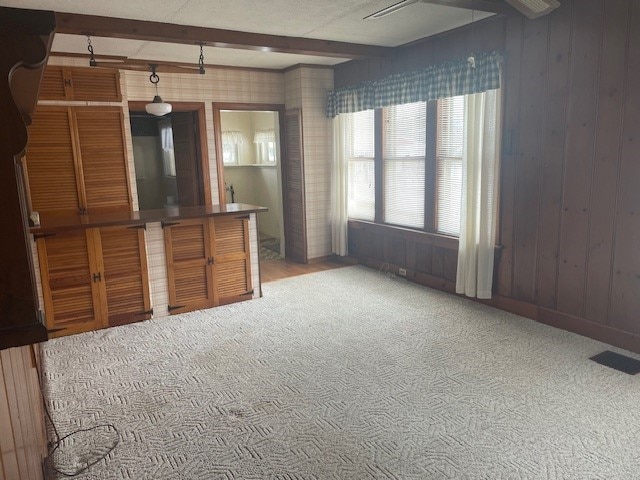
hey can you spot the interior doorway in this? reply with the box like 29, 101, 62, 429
128, 102, 211, 210
213, 103, 288, 262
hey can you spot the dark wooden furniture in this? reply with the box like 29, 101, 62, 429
0, 7, 55, 350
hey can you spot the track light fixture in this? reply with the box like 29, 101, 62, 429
145, 64, 172, 116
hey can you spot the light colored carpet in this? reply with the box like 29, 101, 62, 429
42, 266, 640, 479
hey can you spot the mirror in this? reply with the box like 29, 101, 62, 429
217, 108, 284, 260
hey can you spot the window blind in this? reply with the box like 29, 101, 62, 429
436, 96, 464, 236
383, 102, 426, 229
347, 110, 375, 221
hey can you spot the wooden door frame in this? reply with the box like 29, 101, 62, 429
127, 101, 212, 207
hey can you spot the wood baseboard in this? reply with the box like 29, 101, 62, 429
538, 308, 640, 354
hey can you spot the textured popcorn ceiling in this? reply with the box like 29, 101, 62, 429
4, 0, 491, 68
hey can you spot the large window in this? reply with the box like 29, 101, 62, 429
436, 96, 464, 236
345, 96, 465, 236
347, 110, 375, 221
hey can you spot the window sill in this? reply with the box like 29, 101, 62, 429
348, 219, 459, 250
224, 164, 277, 168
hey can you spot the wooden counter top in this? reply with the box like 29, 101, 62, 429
30, 203, 268, 233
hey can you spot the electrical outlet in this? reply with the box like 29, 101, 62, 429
398, 268, 407, 277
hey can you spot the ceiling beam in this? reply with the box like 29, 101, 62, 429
418, 0, 520, 15
54, 12, 392, 59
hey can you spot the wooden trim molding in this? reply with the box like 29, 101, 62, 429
349, 219, 460, 250
55, 12, 392, 59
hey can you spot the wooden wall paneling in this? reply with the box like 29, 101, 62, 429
26, 106, 81, 213
495, 17, 523, 298
431, 246, 445, 278
555, 0, 603, 316
21, 346, 45, 479
609, 1, 640, 334
414, 242, 433, 275
0, 352, 21, 480
283, 109, 308, 263
583, 1, 630, 325
0, 346, 46, 480
383, 234, 406, 267
74, 107, 131, 211
8, 350, 38, 479
0, 352, 26, 480
511, 16, 549, 303
0, 351, 28, 479
534, 2, 572, 310
443, 249, 458, 282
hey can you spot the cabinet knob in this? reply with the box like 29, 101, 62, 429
92, 272, 102, 282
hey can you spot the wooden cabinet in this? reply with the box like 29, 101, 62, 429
164, 215, 252, 314
39, 66, 121, 102
37, 229, 104, 337
37, 226, 150, 337
25, 105, 131, 214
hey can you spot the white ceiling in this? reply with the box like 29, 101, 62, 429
1, 0, 493, 69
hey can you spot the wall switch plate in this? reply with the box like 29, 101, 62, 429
398, 268, 407, 276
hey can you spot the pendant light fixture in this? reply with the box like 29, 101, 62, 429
145, 64, 172, 116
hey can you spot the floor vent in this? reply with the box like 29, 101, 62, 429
590, 350, 640, 375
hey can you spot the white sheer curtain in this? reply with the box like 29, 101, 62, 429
331, 114, 349, 256
158, 118, 176, 177
456, 88, 501, 299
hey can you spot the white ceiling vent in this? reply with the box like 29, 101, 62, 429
504, 0, 561, 19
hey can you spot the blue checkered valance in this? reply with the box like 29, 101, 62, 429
326, 51, 502, 118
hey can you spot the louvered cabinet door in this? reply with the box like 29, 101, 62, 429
37, 229, 106, 337
26, 107, 82, 213
39, 66, 121, 101
74, 107, 132, 211
69, 68, 121, 102
38, 66, 69, 100
213, 216, 253, 304
164, 219, 216, 314
100, 226, 151, 327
